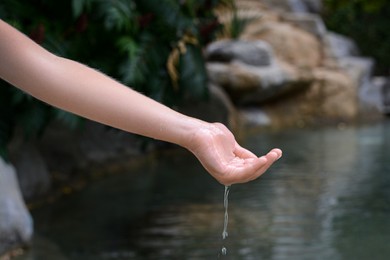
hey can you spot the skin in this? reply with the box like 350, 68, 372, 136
0, 20, 282, 186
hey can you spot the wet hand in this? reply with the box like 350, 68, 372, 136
187, 123, 282, 186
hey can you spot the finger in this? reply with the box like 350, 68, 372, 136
222, 156, 266, 185
269, 148, 283, 160
233, 148, 282, 183
247, 149, 282, 182
218, 148, 282, 185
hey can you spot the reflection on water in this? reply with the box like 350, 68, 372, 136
18, 120, 390, 260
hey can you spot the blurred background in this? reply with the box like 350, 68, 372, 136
1, 0, 390, 259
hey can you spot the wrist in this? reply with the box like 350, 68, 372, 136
176, 116, 209, 151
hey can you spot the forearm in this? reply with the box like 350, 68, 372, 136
0, 20, 203, 148
29, 57, 203, 146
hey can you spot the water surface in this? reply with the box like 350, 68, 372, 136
19, 120, 390, 259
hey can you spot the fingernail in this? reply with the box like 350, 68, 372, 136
270, 151, 281, 160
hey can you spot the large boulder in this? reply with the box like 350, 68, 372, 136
324, 32, 360, 59
207, 60, 308, 105
338, 57, 383, 114
0, 158, 33, 256
205, 40, 273, 67
261, 68, 358, 128
242, 22, 322, 69
322, 31, 360, 68
302, 0, 323, 13
283, 13, 327, 38
308, 69, 358, 119
206, 39, 312, 105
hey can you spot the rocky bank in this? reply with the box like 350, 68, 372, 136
207, 0, 386, 130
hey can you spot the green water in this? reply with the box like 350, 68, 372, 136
18, 120, 390, 259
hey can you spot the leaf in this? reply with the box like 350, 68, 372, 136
96, 0, 136, 31
117, 36, 138, 56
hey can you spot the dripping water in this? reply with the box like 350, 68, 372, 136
220, 185, 230, 257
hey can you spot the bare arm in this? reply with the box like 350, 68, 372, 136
0, 20, 281, 185
0, 20, 196, 147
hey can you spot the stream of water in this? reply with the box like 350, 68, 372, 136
220, 185, 230, 257
17, 120, 390, 260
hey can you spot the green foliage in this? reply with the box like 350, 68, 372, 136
0, 0, 222, 158
323, 0, 390, 74
179, 44, 209, 100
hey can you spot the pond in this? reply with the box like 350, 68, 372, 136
17, 120, 390, 260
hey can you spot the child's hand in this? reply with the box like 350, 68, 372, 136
187, 123, 282, 185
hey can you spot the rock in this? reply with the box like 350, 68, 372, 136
238, 108, 271, 128
206, 38, 316, 106
262, 0, 308, 13
234, 0, 279, 22
338, 57, 382, 113
382, 77, 390, 115
261, 69, 358, 127
261, 0, 322, 14
338, 57, 374, 88
323, 32, 360, 68
283, 13, 327, 38
205, 40, 274, 67
302, 0, 323, 13
10, 142, 51, 200
242, 22, 322, 69
0, 158, 33, 256
207, 60, 304, 105
371, 77, 389, 114
210, 0, 380, 128
325, 32, 360, 59
309, 69, 358, 119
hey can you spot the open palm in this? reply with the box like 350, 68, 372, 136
188, 123, 282, 185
